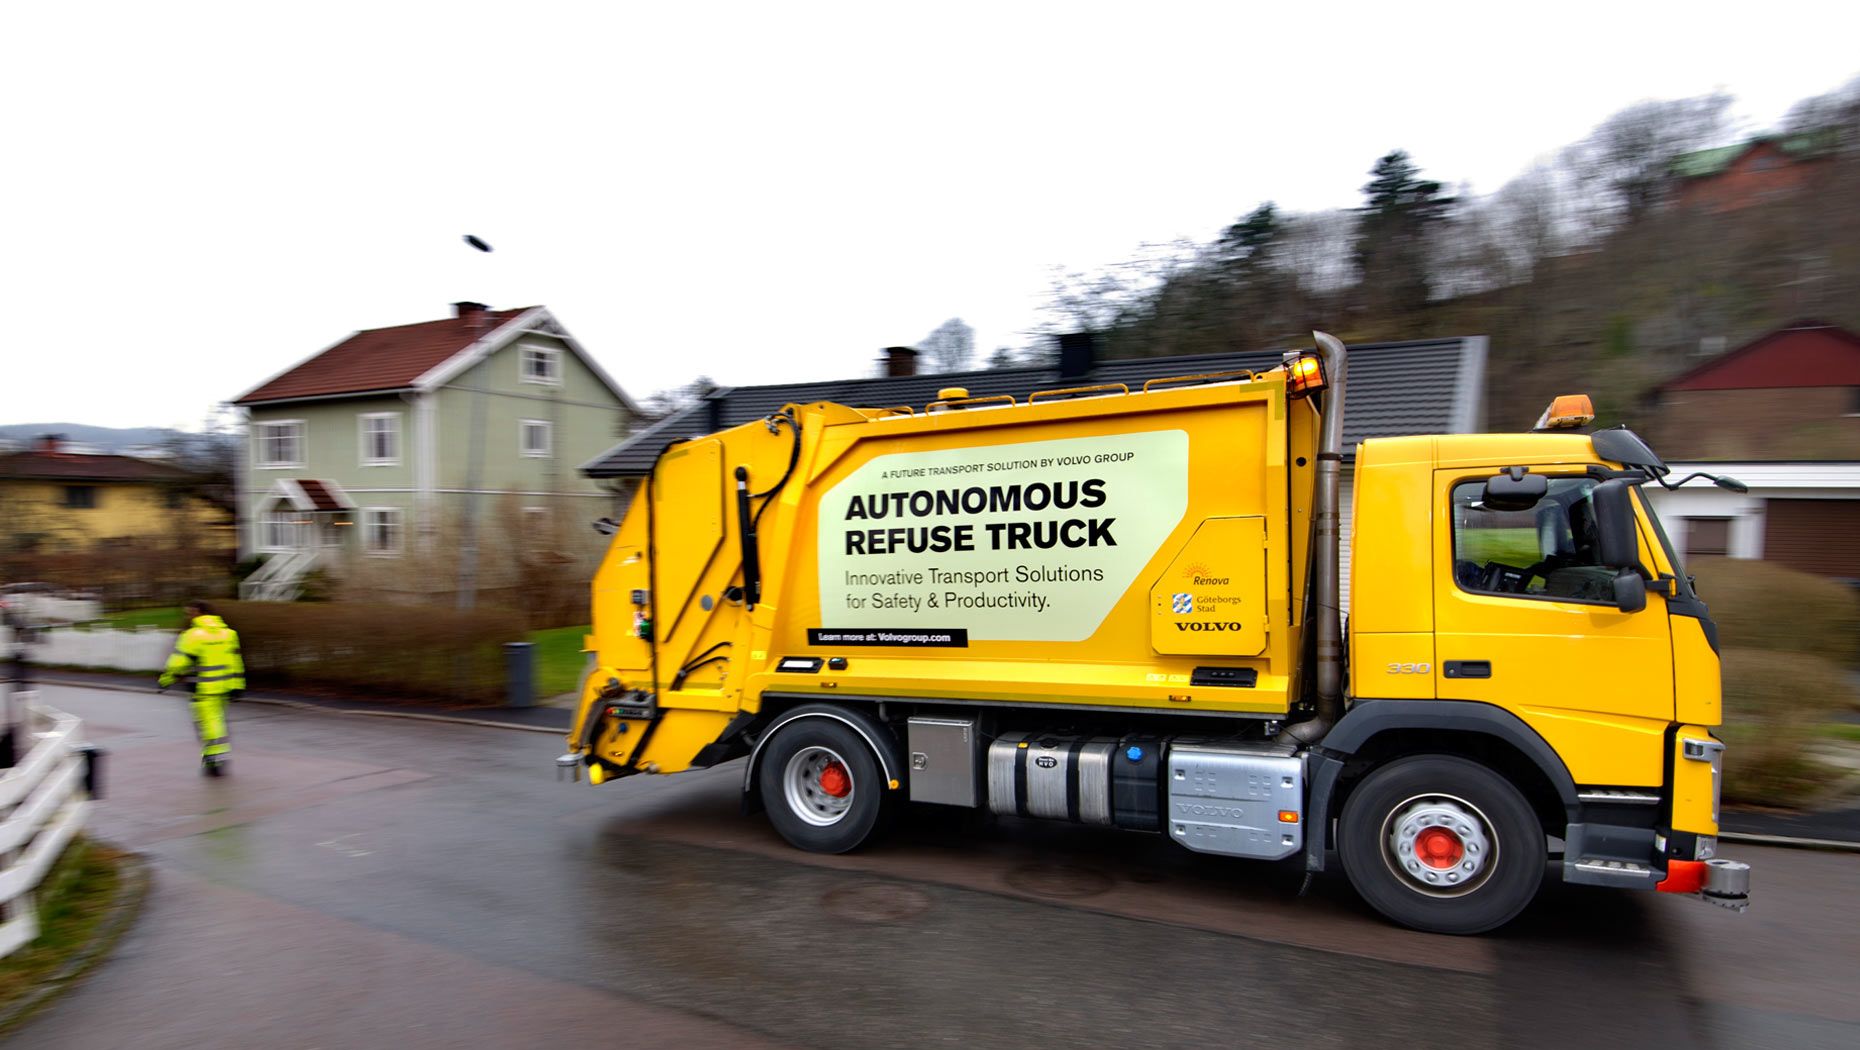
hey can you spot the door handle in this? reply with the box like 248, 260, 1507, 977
1444, 660, 1491, 679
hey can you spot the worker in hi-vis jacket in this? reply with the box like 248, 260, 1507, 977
158, 599, 245, 776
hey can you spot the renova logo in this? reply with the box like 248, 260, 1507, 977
1171, 592, 1193, 615
1179, 562, 1231, 586
1175, 621, 1245, 632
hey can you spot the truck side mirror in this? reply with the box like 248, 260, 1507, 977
1612, 569, 1647, 613
1592, 479, 1640, 569
1482, 470, 1547, 512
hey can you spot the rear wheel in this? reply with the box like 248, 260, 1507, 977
759, 718, 890, 854
1338, 755, 1546, 935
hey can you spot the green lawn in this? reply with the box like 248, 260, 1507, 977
0, 839, 127, 1031
530, 624, 592, 699
1818, 723, 1860, 743
98, 606, 185, 630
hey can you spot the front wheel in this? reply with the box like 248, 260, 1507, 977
1338, 755, 1547, 935
758, 717, 892, 854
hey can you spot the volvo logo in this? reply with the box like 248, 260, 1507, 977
1177, 803, 1248, 819
1174, 622, 1244, 632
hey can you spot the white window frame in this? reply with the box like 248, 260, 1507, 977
358, 412, 401, 467
254, 420, 306, 469
361, 507, 404, 556
261, 500, 301, 551
519, 419, 553, 458
519, 345, 561, 386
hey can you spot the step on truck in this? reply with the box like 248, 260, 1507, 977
560, 332, 1751, 934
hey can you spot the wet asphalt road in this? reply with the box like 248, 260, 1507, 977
13, 683, 1858, 1050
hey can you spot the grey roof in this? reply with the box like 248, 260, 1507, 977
582, 336, 1488, 478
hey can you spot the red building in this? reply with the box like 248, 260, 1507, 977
1669, 134, 1833, 213
1643, 321, 1860, 579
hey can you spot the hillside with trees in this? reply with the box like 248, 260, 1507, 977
1043, 79, 1860, 431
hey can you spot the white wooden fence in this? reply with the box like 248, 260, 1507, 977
0, 625, 175, 673
0, 701, 92, 959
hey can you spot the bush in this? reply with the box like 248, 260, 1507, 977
1690, 557, 1860, 665
215, 600, 526, 705
1718, 647, 1858, 807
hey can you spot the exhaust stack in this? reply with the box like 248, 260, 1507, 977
1282, 331, 1348, 745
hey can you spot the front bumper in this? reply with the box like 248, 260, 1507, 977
1563, 819, 1751, 911
1656, 856, 1751, 911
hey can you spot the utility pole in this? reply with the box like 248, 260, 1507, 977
455, 234, 493, 610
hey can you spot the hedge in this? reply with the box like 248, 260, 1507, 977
1718, 647, 1858, 806
1689, 556, 1860, 665
212, 600, 526, 706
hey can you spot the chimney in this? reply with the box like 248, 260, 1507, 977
453, 301, 490, 329
1058, 331, 1096, 381
34, 434, 64, 454
883, 346, 919, 378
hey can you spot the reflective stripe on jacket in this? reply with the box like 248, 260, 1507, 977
159, 615, 247, 695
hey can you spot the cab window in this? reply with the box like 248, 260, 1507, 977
1451, 476, 1617, 603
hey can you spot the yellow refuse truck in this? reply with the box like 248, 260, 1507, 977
562, 332, 1750, 934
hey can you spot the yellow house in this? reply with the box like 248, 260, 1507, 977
0, 435, 233, 556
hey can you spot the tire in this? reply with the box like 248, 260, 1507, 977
758, 717, 891, 854
1337, 755, 1547, 935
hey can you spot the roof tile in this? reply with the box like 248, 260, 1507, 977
0, 451, 195, 483
584, 337, 1484, 477
235, 308, 535, 405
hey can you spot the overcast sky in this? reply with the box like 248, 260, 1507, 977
4, 1, 1857, 432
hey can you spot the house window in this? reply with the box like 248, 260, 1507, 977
1687, 517, 1732, 558
362, 508, 403, 555
255, 421, 305, 468
520, 346, 561, 385
359, 413, 401, 466
520, 419, 553, 458
64, 485, 97, 509
262, 502, 301, 550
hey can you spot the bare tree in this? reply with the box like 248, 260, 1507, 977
638, 376, 720, 423
1561, 93, 1735, 227
1272, 209, 1357, 298
916, 318, 976, 372
1782, 75, 1860, 137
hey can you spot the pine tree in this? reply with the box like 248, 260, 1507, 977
1354, 150, 1455, 320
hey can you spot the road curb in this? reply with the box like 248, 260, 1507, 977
32, 676, 567, 736
0, 845, 150, 1037
1718, 830, 1860, 853
239, 695, 568, 735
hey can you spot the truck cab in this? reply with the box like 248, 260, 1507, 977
1329, 429, 1733, 925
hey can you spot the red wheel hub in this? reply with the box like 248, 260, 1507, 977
1414, 826, 1465, 869
818, 761, 851, 798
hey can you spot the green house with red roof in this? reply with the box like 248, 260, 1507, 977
231, 302, 639, 601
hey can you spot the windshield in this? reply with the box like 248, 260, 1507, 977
1632, 485, 1696, 598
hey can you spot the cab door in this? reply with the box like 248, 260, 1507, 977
1432, 469, 1674, 729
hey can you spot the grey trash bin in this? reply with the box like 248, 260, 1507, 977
504, 641, 535, 708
